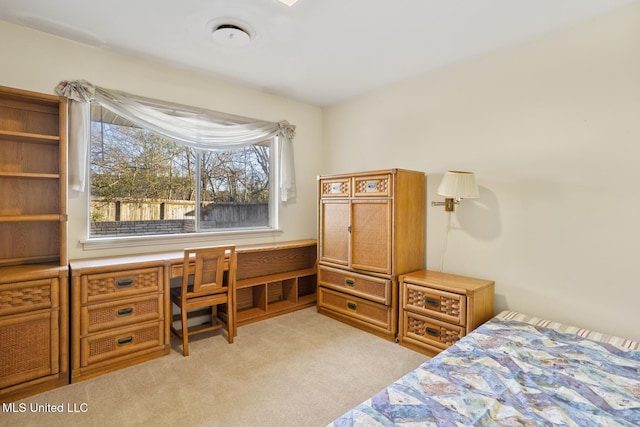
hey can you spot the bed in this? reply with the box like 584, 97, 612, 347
329, 311, 640, 426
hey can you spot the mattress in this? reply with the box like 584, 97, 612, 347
329, 311, 640, 426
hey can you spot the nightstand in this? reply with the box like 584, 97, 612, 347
398, 270, 494, 356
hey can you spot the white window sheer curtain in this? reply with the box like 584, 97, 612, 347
55, 80, 296, 201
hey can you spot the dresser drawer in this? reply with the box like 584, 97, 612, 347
318, 287, 391, 330
81, 267, 163, 303
353, 174, 390, 197
402, 310, 465, 352
403, 282, 466, 326
320, 178, 350, 197
81, 294, 163, 335
318, 266, 391, 305
80, 321, 164, 367
0, 278, 58, 317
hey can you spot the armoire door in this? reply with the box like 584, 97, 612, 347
350, 199, 392, 274
319, 199, 350, 266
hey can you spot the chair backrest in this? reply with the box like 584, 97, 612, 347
182, 245, 235, 298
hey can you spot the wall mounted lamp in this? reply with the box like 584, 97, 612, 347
431, 171, 479, 212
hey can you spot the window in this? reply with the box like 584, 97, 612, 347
89, 104, 273, 237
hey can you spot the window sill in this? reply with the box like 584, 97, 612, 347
80, 228, 283, 251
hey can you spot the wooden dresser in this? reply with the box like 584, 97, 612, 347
0, 86, 69, 402
398, 270, 495, 356
317, 169, 425, 340
70, 257, 168, 382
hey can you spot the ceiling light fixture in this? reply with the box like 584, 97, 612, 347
279, 0, 299, 6
211, 23, 252, 47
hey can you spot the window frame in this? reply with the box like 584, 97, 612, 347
82, 107, 283, 249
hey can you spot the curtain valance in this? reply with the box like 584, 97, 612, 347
55, 80, 296, 201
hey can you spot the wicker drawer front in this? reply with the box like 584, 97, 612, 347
81, 267, 162, 303
353, 174, 391, 197
80, 321, 164, 367
0, 278, 57, 317
318, 287, 391, 330
403, 283, 466, 326
318, 266, 391, 305
81, 294, 163, 335
0, 310, 57, 388
320, 178, 350, 197
403, 310, 466, 352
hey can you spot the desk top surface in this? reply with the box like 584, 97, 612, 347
69, 239, 317, 272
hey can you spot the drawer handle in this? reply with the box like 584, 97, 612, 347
426, 327, 440, 337
347, 302, 357, 311
345, 279, 355, 287
116, 278, 134, 288
117, 336, 134, 346
117, 307, 134, 317
425, 297, 440, 308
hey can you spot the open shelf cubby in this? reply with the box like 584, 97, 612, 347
234, 240, 317, 326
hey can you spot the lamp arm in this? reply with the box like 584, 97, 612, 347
431, 197, 461, 212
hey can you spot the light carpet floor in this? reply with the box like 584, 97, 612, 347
3, 307, 428, 427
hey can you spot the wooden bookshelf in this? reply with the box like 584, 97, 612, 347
0, 85, 69, 402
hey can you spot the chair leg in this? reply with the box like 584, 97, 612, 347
227, 301, 234, 344
181, 306, 189, 357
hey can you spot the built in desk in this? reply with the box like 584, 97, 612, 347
69, 239, 317, 382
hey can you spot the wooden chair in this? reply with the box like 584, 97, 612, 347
170, 245, 236, 356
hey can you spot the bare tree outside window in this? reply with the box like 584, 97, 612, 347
89, 105, 271, 237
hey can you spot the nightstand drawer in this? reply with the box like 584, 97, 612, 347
318, 287, 391, 330
403, 282, 466, 326
81, 267, 162, 303
80, 321, 164, 367
81, 294, 163, 335
402, 310, 465, 352
318, 265, 391, 305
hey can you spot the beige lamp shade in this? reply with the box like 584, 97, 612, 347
436, 171, 479, 199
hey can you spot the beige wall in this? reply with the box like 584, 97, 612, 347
4, 2, 640, 342
1, 20, 322, 259
323, 3, 640, 341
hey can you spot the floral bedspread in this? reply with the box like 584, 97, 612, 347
329, 311, 640, 426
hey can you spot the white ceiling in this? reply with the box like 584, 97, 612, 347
0, 0, 636, 106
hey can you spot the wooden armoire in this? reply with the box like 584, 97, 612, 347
0, 85, 69, 402
316, 169, 425, 340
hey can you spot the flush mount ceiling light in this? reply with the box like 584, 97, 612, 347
206, 17, 254, 47
279, 0, 299, 6
211, 23, 252, 47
